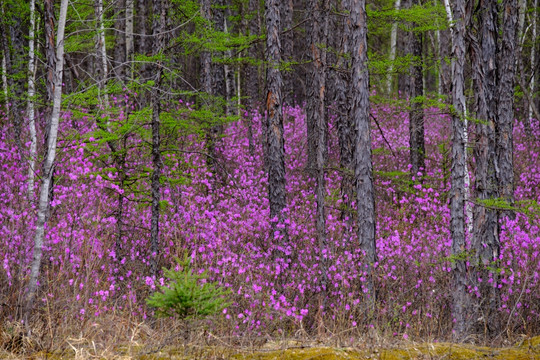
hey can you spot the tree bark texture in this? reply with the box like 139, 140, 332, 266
27, 0, 37, 201
497, 0, 517, 213
306, 0, 326, 173
25, 0, 68, 320
330, 0, 354, 218
150, 0, 165, 277
347, 0, 376, 298
246, 0, 260, 110
471, 0, 501, 335
313, 0, 329, 305
281, 0, 294, 104
265, 0, 288, 244
386, 0, 401, 95
409, 0, 425, 178
449, 0, 470, 340
113, 0, 127, 82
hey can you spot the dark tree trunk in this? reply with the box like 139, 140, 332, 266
150, 0, 164, 277
471, 0, 500, 335
439, 27, 452, 98
450, 0, 471, 340
313, 0, 329, 309
347, 0, 376, 299
409, 0, 425, 178
246, 0, 260, 110
7, 14, 26, 147
265, 0, 288, 245
113, 0, 126, 82
281, 0, 294, 105
333, 1, 354, 219
397, 0, 411, 98
306, 1, 323, 173
497, 0, 517, 214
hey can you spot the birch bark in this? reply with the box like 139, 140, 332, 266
25, 0, 69, 320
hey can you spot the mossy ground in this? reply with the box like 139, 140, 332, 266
1, 336, 539, 359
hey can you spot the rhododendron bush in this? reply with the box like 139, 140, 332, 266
0, 99, 539, 339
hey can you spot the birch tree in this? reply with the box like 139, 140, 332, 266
24, 0, 69, 320
26, 0, 37, 201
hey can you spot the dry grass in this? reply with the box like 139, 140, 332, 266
1, 316, 539, 359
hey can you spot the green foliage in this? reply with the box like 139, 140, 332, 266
146, 255, 231, 319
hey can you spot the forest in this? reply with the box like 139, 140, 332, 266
0, 0, 539, 358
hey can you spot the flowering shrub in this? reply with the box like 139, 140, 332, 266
0, 98, 538, 340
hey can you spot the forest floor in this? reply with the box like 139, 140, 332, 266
1, 335, 539, 359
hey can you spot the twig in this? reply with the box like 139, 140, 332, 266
370, 113, 397, 158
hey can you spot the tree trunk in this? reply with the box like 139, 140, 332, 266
306, 1, 323, 173
449, 0, 471, 340
24, 0, 68, 321
281, 0, 294, 105
313, 0, 329, 312
113, 0, 126, 82
347, 0, 376, 300
386, 0, 401, 95
265, 0, 288, 245
27, 0, 37, 201
246, 0, 260, 110
409, 0, 425, 178
471, 0, 500, 335
530, 0, 538, 120
440, 0, 453, 97
330, 0, 354, 218
126, 0, 134, 81
150, 0, 165, 277
95, 0, 111, 123
497, 0, 517, 214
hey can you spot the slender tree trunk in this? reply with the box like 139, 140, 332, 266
1, 51, 7, 114
246, 0, 260, 109
150, 0, 165, 277
126, 0, 134, 81
386, 0, 401, 95
27, 0, 37, 201
224, 10, 235, 116
95, 0, 111, 122
449, 0, 471, 340
281, 0, 294, 105
497, 0, 517, 214
113, 0, 126, 82
530, 0, 538, 120
330, 0, 354, 218
0, 4, 11, 118
265, 0, 288, 245
471, 0, 500, 335
25, 0, 68, 321
312, 0, 329, 314
409, 0, 425, 178
440, 0, 453, 97
347, 0, 376, 301
306, 1, 323, 173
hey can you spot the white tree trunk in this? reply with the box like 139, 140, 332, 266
27, 0, 37, 201
25, 0, 68, 319
530, 0, 538, 120
386, 0, 401, 95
